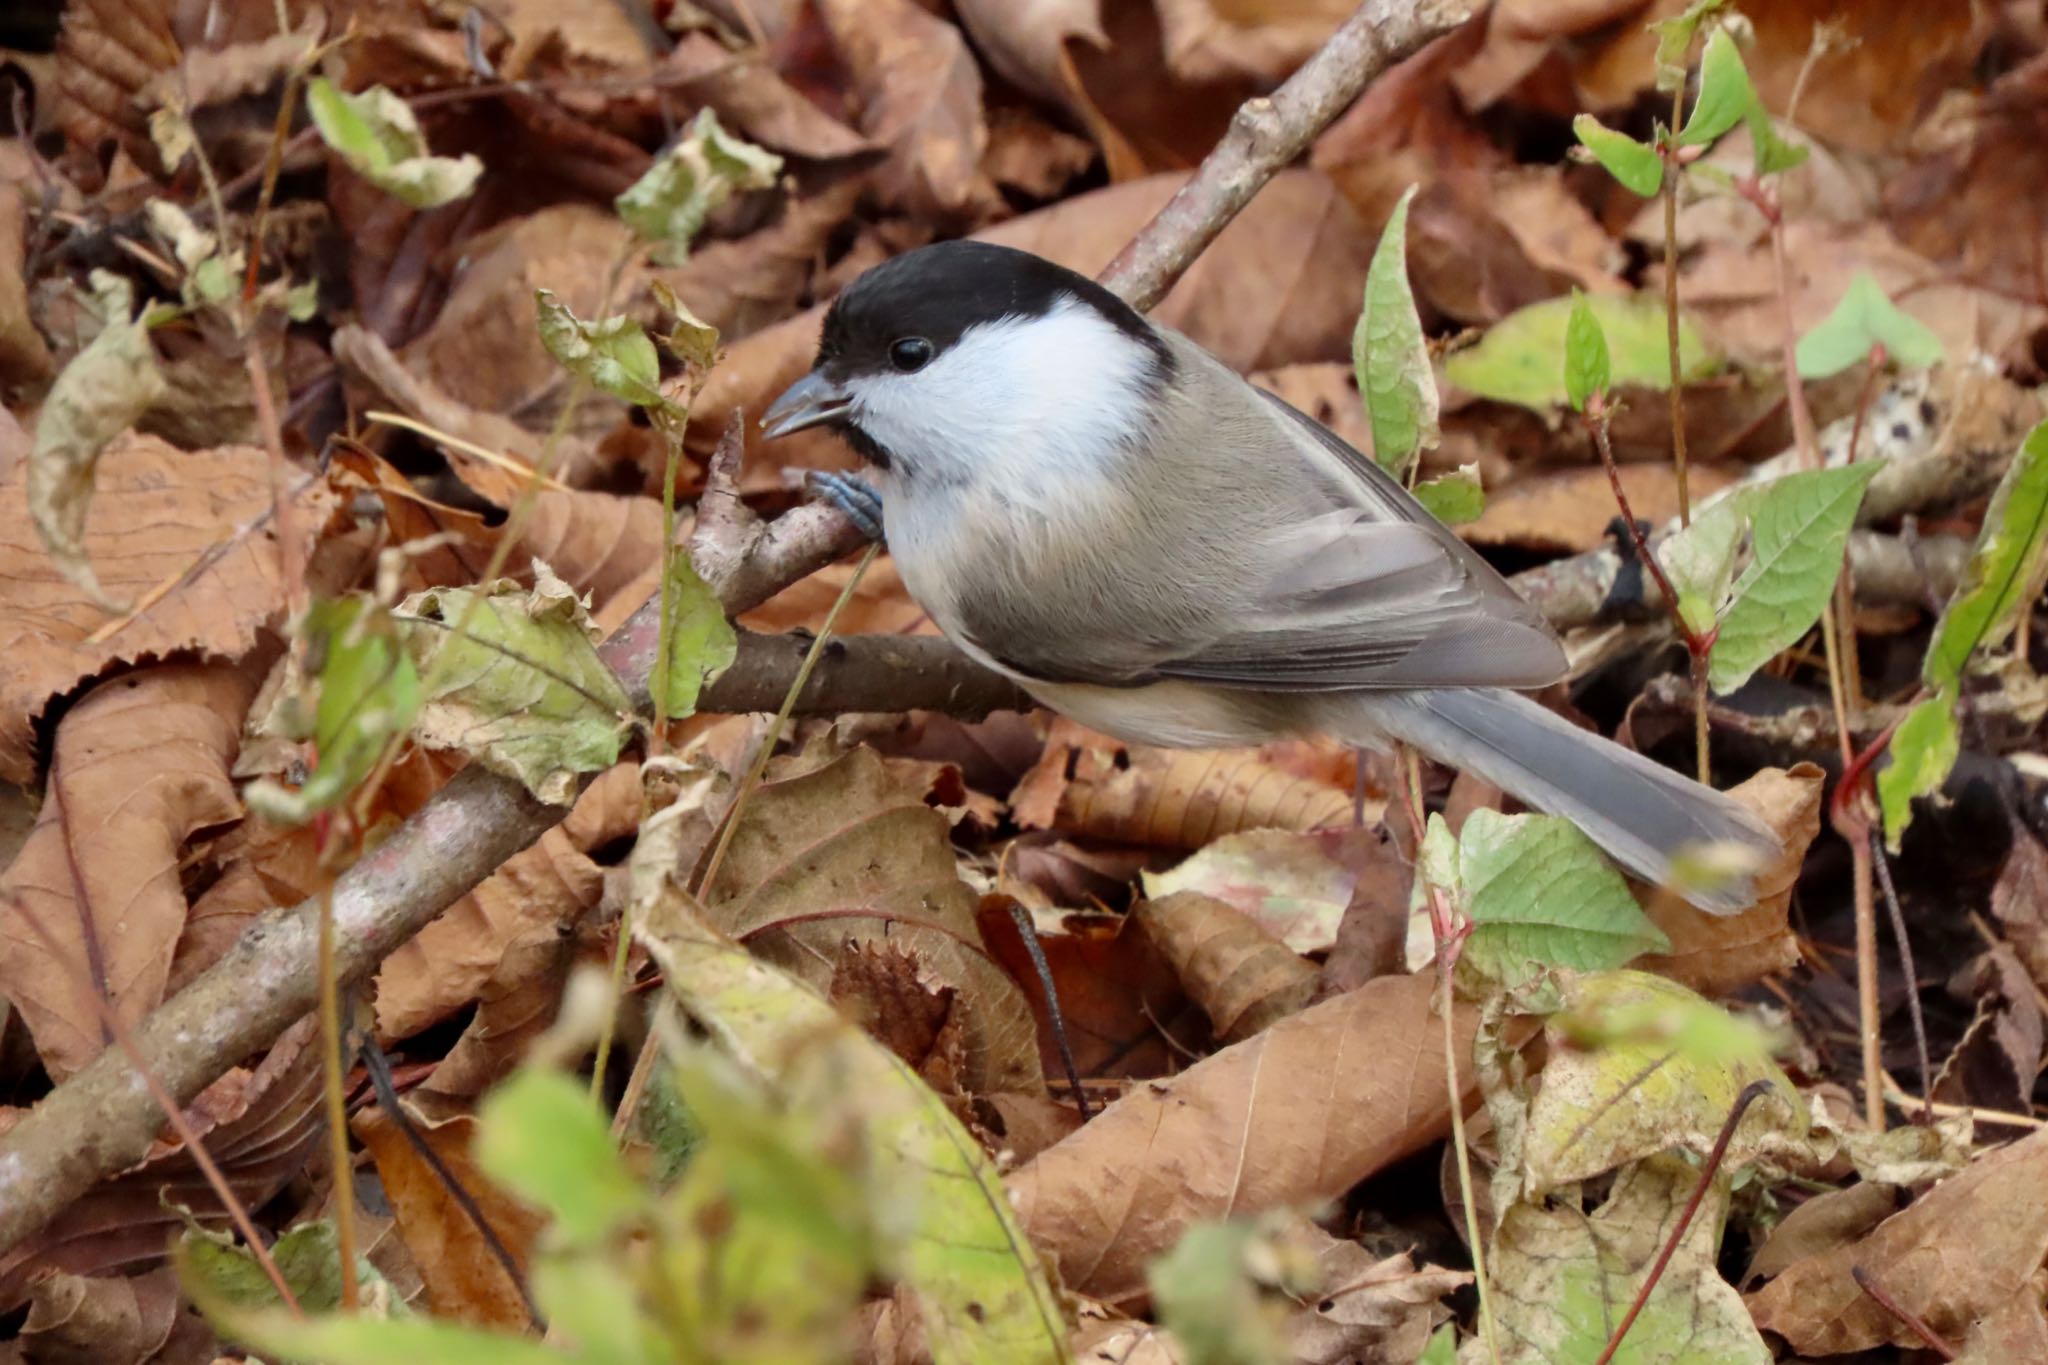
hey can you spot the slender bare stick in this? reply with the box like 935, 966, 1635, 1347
1099, 0, 1475, 312
1851, 1267, 1958, 1360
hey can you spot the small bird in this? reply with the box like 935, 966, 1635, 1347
763, 241, 1776, 912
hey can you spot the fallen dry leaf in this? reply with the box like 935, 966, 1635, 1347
0, 180, 53, 387
1995, 816, 2048, 1000
353, 1102, 545, 1329
1132, 891, 1318, 1043
1008, 970, 1478, 1300
1742, 1180, 1898, 1288
376, 760, 640, 1042
1958, 1274, 2048, 1365
700, 746, 1044, 1097
1466, 464, 1743, 555
1934, 943, 2044, 1114
817, 0, 999, 223
1154, 0, 1350, 83
1287, 1233, 1464, 1364
659, 33, 874, 163
0, 1016, 321, 1309
1012, 718, 1356, 850
1746, 1125, 2048, 1354
1636, 763, 1822, 996
0, 431, 336, 786
19, 1265, 182, 1365
979, 902, 1199, 1080
0, 663, 257, 1080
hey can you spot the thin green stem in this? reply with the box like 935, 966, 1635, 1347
316, 875, 360, 1309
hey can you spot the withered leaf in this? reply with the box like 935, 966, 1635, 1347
1133, 891, 1318, 1043
0, 663, 256, 1080
1009, 970, 1478, 1299
0, 432, 337, 786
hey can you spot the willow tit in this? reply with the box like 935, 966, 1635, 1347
763, 241, 1776, 912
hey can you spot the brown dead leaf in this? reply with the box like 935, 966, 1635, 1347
828, 941, 971, 1095
375, 761, 639, 1041
660, 33, 874, 162
741, 553, 933, 637
1959, 1274, 2048, 1365
0, 1016, 322, 1309
1742, 1180, 1899, 1288
1133, 890, 1318, 1043
1992, 816, 2048, 1000
391, 205, 640, 466
1746, 1125, 2048, 1354
818, 0, 998, 222
652, 179, 864, 343
1466, 464, 1742, 555
53, 0, 180, 174
19, 1265, 181, 1365
1676, 219, 2041, 372
1934, 944, 2044, 1114
979, 903, 1199, 1080
1637, 764, 1823, 996
1288, 1234, 1465, 1365
0, 181, 53, 386
701, 746, 1043, 1096
982, 107, 1098, 200
353, 1103, 545, 1330
0, 431, 337, 786
1010, 970, 1478, 1300
1012, 718, 1355, 850
1154, 0, 1350, 83
0, 663, 257, 1079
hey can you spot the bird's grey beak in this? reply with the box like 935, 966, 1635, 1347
761, 370, 852, 439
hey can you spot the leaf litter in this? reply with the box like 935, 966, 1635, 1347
5, 1, 2048, 1360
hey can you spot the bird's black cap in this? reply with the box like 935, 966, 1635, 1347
815, 240, 1170, 378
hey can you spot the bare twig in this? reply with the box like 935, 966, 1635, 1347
1098, 0, 1475, 312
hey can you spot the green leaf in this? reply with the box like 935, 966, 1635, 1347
1656, 489, 1752, 637
1563, 290, 1611, 412
1795, 271, 1945, 379
1708, 462, 1880, 694
1354, 184, 1438, 478
1524, 971, 1801, 1197
1413, 463, 1484, 525
202, 1310, 561, 1365
1444, 293, 1717, 411
1924, 420, 2048, 692
475, 1068, 644, 1249
28, 271, 167, 610
1455, 811, 1671, 991
656, 551, 736, 719
1490, 1156, 1771, 1365
635, 889, 1067, 1364
1417, 1323, 1458, 1365
536, 289, 671, 411
398, 564, 633, 805
616, 109, 783, 265
305, 77, 482, 208
179, 1220, 364, 1314
1149, 1216, 1311, 1365
1572, 114, 1662, 196
243, 596, 422, 825
1680, 27, 1755, 147
1650, 0, 1728, 88
1878, 418, 2048, 846
1746, 102, 1808, 176
1876, 696, 1958, 850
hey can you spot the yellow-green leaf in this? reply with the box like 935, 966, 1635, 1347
1354, 184, 1437, 478
305, 78, 482, 208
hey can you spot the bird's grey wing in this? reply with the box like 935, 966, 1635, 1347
1144, 390, 1567, 692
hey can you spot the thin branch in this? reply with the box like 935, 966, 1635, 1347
1098, 0, 1475, 312
1851, 1266, 1958, 1360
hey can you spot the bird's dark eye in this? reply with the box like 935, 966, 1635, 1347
889, 337, 934, 373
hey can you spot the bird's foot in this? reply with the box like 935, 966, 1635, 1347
807, 470, 885, 541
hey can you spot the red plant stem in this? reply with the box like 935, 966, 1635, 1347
1851, 1266, 1958, 1360
1592, 1079, 1775, 1365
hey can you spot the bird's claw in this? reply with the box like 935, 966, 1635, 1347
807, 470, 885, 541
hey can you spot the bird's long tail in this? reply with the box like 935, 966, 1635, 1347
1347, 687, 1779, 915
